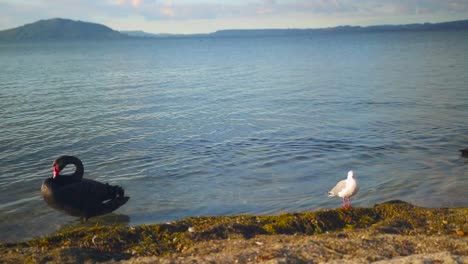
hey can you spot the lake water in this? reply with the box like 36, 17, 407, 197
0, 31, 467, 242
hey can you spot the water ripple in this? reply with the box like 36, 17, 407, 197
1, 33, 468, 242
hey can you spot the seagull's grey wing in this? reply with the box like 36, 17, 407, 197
328, 180, 346, 196
351, 181, 359, 196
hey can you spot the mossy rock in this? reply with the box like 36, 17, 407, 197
1, 201, 466, 263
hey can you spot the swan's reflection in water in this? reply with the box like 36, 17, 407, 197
58, 213, 130, 232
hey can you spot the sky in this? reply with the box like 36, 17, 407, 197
1, 0, 468, 34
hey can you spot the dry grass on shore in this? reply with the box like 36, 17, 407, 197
1, 201, 466, 263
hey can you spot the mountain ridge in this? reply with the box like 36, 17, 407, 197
1, 18, 468, 41
212, 19, 468, 36
0, 18, 127, 41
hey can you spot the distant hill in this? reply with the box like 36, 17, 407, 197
0, 18, 127, 41
212, 19, 468, 37
1, 18, 468, 41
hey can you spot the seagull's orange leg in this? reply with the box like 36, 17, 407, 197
342, 197, 350, 210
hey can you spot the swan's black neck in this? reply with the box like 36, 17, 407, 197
69, 156, 84, 181
56, 156, 84, 183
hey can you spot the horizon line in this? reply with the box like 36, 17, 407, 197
2, 17, 468, 35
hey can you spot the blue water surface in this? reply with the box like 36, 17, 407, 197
0, 31, 467, 242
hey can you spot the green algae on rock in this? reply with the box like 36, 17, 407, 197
1, 201, 466, 263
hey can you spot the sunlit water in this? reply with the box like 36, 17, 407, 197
0, 31, 467, 242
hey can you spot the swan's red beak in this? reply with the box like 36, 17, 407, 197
53, 165, 60, 179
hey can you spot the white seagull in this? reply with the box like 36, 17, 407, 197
327, 170, 359, 210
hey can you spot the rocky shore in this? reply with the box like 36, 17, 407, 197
1, 201, 466, 263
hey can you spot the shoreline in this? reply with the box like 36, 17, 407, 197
1, 201, 466, 263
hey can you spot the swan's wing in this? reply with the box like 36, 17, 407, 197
86, 196, 129, 218
54, 179, 119, 210
328, 180, 346, 197
74, 179, 128, 217
80, 179, 119, 202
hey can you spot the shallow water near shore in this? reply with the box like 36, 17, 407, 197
0, 31, 467, 242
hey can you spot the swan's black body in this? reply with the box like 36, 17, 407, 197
41, 155, 129, 220
460, 148, 468, 158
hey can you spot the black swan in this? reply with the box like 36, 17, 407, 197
460, 148, 468, 158
41, 155, 129, 220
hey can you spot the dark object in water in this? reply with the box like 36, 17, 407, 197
459, 148, 468, 158
377, 200, 411, 205
41, 155, 129, 220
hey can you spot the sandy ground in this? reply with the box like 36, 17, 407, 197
113, 230, 467, 264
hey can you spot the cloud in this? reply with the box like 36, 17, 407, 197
4, 0, 468, 22
1, 0, 468, 32
113, 0, 126, 6
135, 0, 360, 20
131, 0, 142, 8
374, 0, 468, 15
160, 2, 175, 17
